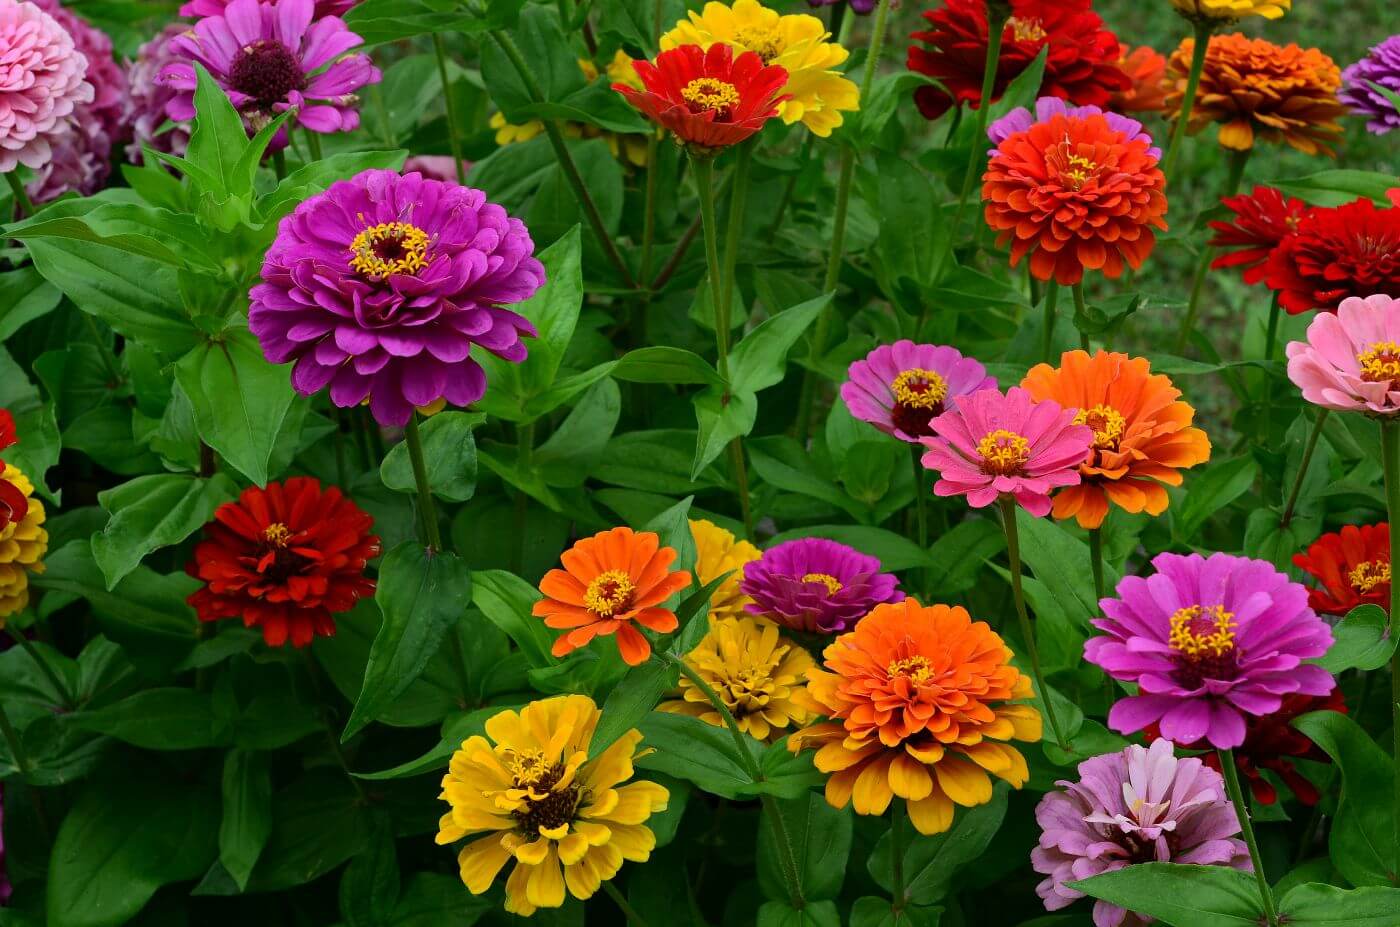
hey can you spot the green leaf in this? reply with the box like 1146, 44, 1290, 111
869, 785, 1008, 906
1177, 456, 1260, 539
0, 265, 61, 340
391, 872, 493, 927
1272, 170, 1400, 207
636, 711, 759, 799
91, 473, 237, 589
691, 388, 757, 480
219, 749, 272, 892
0, 344, 61, 497
850, 897, 943, 927
472, 569, 556, 669
768, 525, 931, 572
533, 379, 622, 488
728, 294, 832, 395
590, 657, 679, 760
66, 689, 225, 750
241, 772, 369, 892
380, 412, 484, 502
479, 6, 587, 116
257, 150, 408, 227
340, 819, 400, 927
758, 793, 852, 902
613, 346, 724, 387
757, 900, 840, 927
345, 0, 523, 44
641, 494, 697, 577
1314, 605, 1397, 674
1070, 863, 1264, 927
8, 200, 222, 272
1278, 882, 1400, 925
1013, 509, 1115, 628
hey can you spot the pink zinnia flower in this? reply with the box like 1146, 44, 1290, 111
919, 387, 1094, 516
124, 24, 190, 163
181, 0, 357, 16
0, 0, 93, 174
840, 341, 996, 443
1287, 294, 1400, 415
402, 155, 470, 184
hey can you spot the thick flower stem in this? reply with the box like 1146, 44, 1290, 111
432, 34, 467, 186
1161, 18, 1215, 185
998, 497, 1069, 752
1379, 418, 1400, 877
1263, 292, 1282, 362
693, 158, 730, 373
1217, 748, 1279, 927
1175, 148, 1250, 353
271, 149, 287, 181
490, 31, 636, 288
1087, 527, 1105, 603
1041, 282, 1060, 362
640, 136, 660, 287
1279, 408, 1328, 528
889, 799, 907, 915
602, 881, 651, 927
304, 128, 323, 162
3, 629, 74, 710
717, 144, 757, 539
404, 413, 442, 553
4, 170, 35, 219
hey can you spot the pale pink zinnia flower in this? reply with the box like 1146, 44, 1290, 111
1287, 293, 1400, 415
0, 0, 93, 174
840, 340, 996, 443
920, 387, 1094, 516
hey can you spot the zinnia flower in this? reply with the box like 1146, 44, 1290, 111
185, 477, 379, 648
1340, 35, 1400, 135
920, 387, 1094, 517
740, 536, 903, 634
983, 111, 1167, 286
1286, 294, 1400, 415
789, 599, 1041, 835
1266, 199, 1400, 315
691, 518, 761, 621
1164, 34, 1345, 156
0, 464, 47, 622
401, 155, 470, 184
840, 340, 995, 443
660, 0, 859, 137
658, 615, 815, 741
0, 0, 93, 174
907, 0, 1130, 121
0, 410, 28, 538
533, 527, 692, 666
181, 0, 357, 14
1086, 552, 1334, 749
1208, 186, 1312, 286
124, 24, 191, 162
1170, 0, 1289, 20
1020, 351, 1212, 529
436, 695, 669, 917
1032, 739, 1250, 927
1109, 44, 1169, 114
249, 168, 545, 426
1293, 523, 1390, 616
160, 0, 380, 145
614, 42, 788, 153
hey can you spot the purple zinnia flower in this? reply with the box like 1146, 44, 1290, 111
841, 341, 995, 443
249, 168, 546, 426
1340, 35, 1400, 135
1086, 552, 1335, 750
124, 24, 191, 163
1032, 739, 1250, 927
181, 0, 358, 15
988, 97, 1162, 161
740, 537, 904, 634
807, 0, 878, 13
159, 0, 380, 147
0, 0, 93, 174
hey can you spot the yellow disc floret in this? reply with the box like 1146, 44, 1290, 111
1168, 604, 1237, 660
977, 430, 1032, 475
349, 221, 431, 279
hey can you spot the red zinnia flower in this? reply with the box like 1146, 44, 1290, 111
0, 410, 27, 535
1209, 186, 1313, 286
613, 43, 788, 153
907, 0, 1129, 121
1265, 198, 1400, 314
1293, 522, 1389, 616
186, 478, 380, 648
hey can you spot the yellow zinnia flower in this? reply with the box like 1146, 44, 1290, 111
660, 0, 861, 137
436, 695, 669, 916
0, 464, 47, 621
1170, 0, 1290, 21
689, 518, 760, 621
659, 615, 815, 741
489, 111, 546, 146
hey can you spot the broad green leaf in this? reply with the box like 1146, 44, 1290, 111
1177, 456, 1260, 539
9, 200, 221, 272
850, 897, 943, 927
0, 265, 61, 339
728, 294, 832, 395
597, 429, 726, 494
589, 657, 679, 760
257, 149, 408, 227
1272, 170, 1400, 207
219, 750, 272, 892
66, 689, 225, 750
757, 900, 840, 927
1070, 863, 1264, 927
533, 379, 622, 488
613, 346, 725, 387
869, 785, 1008, 906
340, 819, 400, 927
757, 792, 852, 902
479, 6, 588, 117
767, 525, 931, 572
1014, 509, 1117, 627
1314, 605, 1397, 674
91, 473, 237, 589
520, 226, 583, 393
391, 872, 494, 927
345, 0, 523, 44
691, 388, 757, 480
380, 412, 484, 502
0, 343, 61, 497
642, 494, 697, 577
636, 711, 759, 799
241, 772, 369, 892
472, 569, 556, 669
1278, 882, 1400, 925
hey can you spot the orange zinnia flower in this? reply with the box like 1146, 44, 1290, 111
1110, 45, 1170, 114
534, 527, 692, 666
789, 600, 1040, 836
1020, 351, 1211, 529
983, 111, 1167, 286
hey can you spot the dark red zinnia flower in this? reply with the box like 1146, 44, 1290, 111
0, 410, 27, 535
907, 0, 1130, 121
1292, 522, 1389, 616
186, 478, 380, 648
1265, 198, 1400, 315
613, 43, 788, 153
1209, 186, 1313, 286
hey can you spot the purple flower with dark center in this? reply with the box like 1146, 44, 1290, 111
249, 168, 546, 426
1032, 739, 1250, 927
125, 24, 191, 163
1086, 552, 1334, 750
159, 0, 379, 147
740, 537, 904, 634
1340, 35, 1400, 135
841, 340, 995, 443
988, 96, 1162, 161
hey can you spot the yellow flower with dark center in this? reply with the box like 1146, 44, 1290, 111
690, 518, 760, 621
0, 464, 47, 621
660, 0, 860, 137
436, 695, 668, 916
1171, 0, 1290, 21
659, 615, 815, 741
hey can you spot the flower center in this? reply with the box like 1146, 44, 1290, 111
1168, 605, 1236, 660
887, 655, 933, 685
505, 755, 583, 837
801, 572, 843, 596
1007, 16, 1047, 43
891, 368, 949, 410
1357, 341, 1400, 384
229, 40, 305, 110
1349, 560, 1390, 593
349, 222, 431, 279
977, 429, 1032, 475
262, 522, 292, 548
681, 77, 741, 117
1074, 404, 1127, 451
1058, 150, 1100, 190
506, 747, 551, 786
584, 569, 636, 617
733, 26, 782, 63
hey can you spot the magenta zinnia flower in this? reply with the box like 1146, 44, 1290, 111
1287, 294, 1400, 416
920, 387, 1093, 517
124, 24, 191, 163
0, 0, 93, 174
249, 168, 546, 426
840, 340, 996, 443
160, 0, 379, 145
1033, 739, 1250, 927
181, 0, 357, 14
740, 537, 904, 634
988, 96, 1162, 161
1086, 552, 1334, 750
1340, 35, 1400, 135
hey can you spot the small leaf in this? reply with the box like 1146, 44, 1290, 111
589, 657, 679, 760
691, 388, 757, 480
471, 569, 556, 669
379, 412, 484, 502
91, 473, 237, 589
613, 346, 725, 387
1278, 882, 1400, 925
757, 792, 852, 902
66, 689, 225, 750
1314, 604, 1397, 674
635, 711, 759, 798
727, 294, 832, 395
219, 749, 272, 892
869, 785, 1008, 906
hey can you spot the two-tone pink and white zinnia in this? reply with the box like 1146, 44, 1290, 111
1287, 293, 1400, 415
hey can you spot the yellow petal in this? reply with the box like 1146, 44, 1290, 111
525, 846, 567, 909
590, 781, 668, 825
514, 837, 550, 866
851, 752, 895, 815
457, 834, 513, 894
907, 786, 955, 836
607, 823, 657, 862
934, 757, 993, 808
888, 752, 933, 801
504, 862, 536, 916
557, 832, 589, 866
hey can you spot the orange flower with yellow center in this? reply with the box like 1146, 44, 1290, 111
789, 600, 1041, 836
1021, 350, 1211, 530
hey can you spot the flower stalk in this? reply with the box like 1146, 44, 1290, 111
1380, 418, 1400, 875
1041, 282, 1060, 362
404, 413, 442, 553
1217, 747, 1278, 927
4, 171, 34, 219
1280, 408, 1328, 528
1161, 17, 1215, 184
1088, 527, 1105, 603
431, 34, 467, 185
999, 497, 1069, 752
1175, 147, 1250, 353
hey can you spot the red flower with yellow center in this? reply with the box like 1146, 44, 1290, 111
1209, 186, 1313, 286
1292, 523, 1390, 616
1265, 198, 1400, 315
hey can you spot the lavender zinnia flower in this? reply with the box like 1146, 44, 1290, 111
124, 24, 191, 163
740, 537, 904, 634
181, 0, 358, 14
1340, 35, 1400, 135
0, 0, 93, 174
988, 97, 1162, 161
1033, 739, 1251, 927
841, 341, 995, 443
249, 168, 546, 426
1086, 552, 1335, 750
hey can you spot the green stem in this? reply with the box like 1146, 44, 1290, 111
432, 34, 467, 186
3, 630, 74, 710
718, 142, 755, 349
1262, 291, 1282, 362
370, 82, 396, 147
693, 159, 729, 376
304, 129, 323, 162
1175, 148, 1249, 354
1218, 748, 1278, 926
1071, 283, 1090, 352
403, 413, 442, 552
1380, 419, 1400, 881
1041, 282, 1060, 362
912, 445, 928, 552
728, 440, 754, 541
602, 881, 651, 927
1259, 292, 1281, 443
999, 497, 1069, 751
1161, 19, 1215, 185
890, 799, 907, 915
640, 136, 660, 286
1087, 527, 1105, 603
302, 651, 367, 800
1280, 408, 1328, 528
4, 171, 34, 218
0, 699, 51, 839
271, 149, 287, 181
